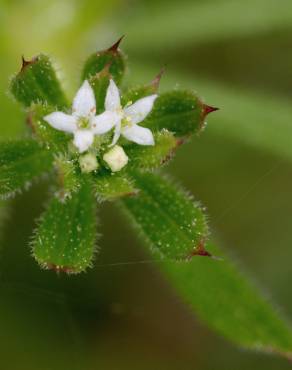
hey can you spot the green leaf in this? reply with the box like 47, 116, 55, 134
10, 54, 68, 109
32, 179, 98, 274
121, 172, 209, 259
94, 171, 137, 202
133, 63, 292, 162
158, 243, 292, 358
82, 37, 126, 85
144, 90, 207, 138
27, 103, 70, 151
88, 66, 112, 114
54, 155, 81, 199
0, 140, 54, 199
126, 130, 179, 171
121, 70, 162, 105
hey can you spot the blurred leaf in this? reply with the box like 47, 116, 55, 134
10, 54, 68, 109
32, 179, 98, 274
121, 172, 209, 259
126, 129, 179, 171
0, 140, 54, 199
125, 0, 292, 52
158, 243, 292, 358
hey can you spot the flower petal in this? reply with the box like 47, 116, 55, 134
90, 111, 120, 135
43, 112, 77, 133
110, 120, 122, 147
124, 95, 157, 124
73, 130, 94, 153
122, 124, 154, 146
105, 79, 121, 111
72, 80, 96, 118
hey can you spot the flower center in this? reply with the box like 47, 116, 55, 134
121, 115, 132, 128
78, 117, 90, 129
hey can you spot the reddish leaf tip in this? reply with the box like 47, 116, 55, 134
21, 55, 37, 72
45, 262, 76, 274
108, 35, 125, 53
150, 66, 166, 90
188, 240, 212, 259
203, 104, 219, 116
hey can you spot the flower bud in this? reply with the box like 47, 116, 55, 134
103, 145, 128, 172
79, 153, 99, 173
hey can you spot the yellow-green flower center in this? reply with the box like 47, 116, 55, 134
121, 115, 132, 128
78, 117, 90, 129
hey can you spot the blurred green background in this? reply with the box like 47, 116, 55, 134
1, 0, 292, 369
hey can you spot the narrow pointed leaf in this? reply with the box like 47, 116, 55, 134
126, 130, 179, 171
0, 140, 54, 199
32, 179, 98, 274
10, 54, 68, 109
121, 172, 209, 259
121, 171, 292, 358
94, 172, 137, 202
158, 243, 292, 358
143, 90, 207, 138
82, 39, 126, 85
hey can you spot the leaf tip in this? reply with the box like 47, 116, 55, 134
108, 35, 125, 53
202, 104, 219, 117
45, 262, 80, 274
150, 66, 166, 91
21, 55, 37, 72
188, 240, 212, 259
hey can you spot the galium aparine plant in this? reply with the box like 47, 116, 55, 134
5, 37, 217, 273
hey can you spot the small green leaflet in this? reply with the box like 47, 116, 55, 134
0, 140, 54, 199
32, 179, 98, 273
121, 172, 209, 259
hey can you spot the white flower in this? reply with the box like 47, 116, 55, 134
94, 79, 157, 146
103, 145, 128, 172
44, 80, 118, 153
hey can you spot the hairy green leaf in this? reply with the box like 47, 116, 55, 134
126, 130, 178, 171
27, 103, 70, 151
0, 140, 54, 199
94, 171, 137, 202
89, 66, 112, 114
121, 172, 209, 259
144, 90, 206, 138
121, 72, 162, 105
158, 243, 292, 358
133, 64, 292, 162
82, 37, 126, 85
32, 179, 98, 274
10, 54, 68, 109
54, 155, 81, 199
